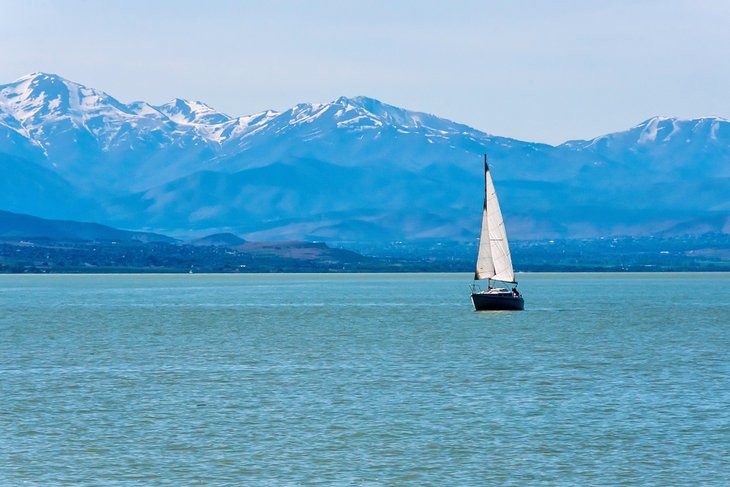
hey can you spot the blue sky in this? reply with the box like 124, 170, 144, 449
3, 0, 728, 144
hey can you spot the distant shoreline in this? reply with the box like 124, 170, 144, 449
3, 233, 730, 274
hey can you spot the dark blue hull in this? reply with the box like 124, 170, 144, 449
471, 293, 525, 311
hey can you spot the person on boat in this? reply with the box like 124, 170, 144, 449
512, 287, 520, 297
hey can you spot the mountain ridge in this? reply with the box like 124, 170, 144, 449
1, 72, 729, 242
0, 209, 174, 242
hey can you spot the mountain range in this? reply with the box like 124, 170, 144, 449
1, 72, 728, 243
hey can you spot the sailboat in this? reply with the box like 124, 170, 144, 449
470, 155, 524, 311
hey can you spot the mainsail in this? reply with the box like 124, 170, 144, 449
474, 157, 516, 283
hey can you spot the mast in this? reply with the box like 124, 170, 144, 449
474, 155, 493, 280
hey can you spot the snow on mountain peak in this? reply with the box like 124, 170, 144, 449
1, 73, 489, 157
565, 115, 730, 150
0, 71, 134, 124
637, 116, 666, 143
13, 72, 70, 90
7, 71, 725, 178
265, 95, 477, 139
633, 116, 730, 144
155, 98, 231, 125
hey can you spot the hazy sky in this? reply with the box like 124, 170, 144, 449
2, 0, 729, 144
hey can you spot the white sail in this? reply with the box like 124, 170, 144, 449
475, 161, 516, 283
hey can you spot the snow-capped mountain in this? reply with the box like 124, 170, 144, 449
0, 72, 521, 187
567, 116, 729, 149
0, 73, 239, 190
1, 72, 728, 241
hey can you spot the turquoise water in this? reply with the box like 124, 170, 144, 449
1, 273, 729, 485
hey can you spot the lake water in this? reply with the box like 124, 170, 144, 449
1, 273, 729, 485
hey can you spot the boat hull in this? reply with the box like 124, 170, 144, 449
471, 293, 524, 311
